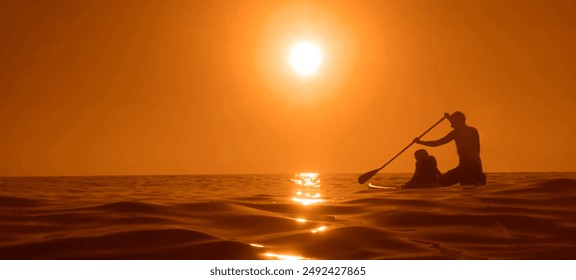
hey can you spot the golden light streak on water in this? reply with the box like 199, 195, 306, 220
311, 226, 327, 233
292, 172, 324, 206
264, 253, 307, 260
292, 197, 323, 205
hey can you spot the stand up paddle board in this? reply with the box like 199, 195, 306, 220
368, 183, 401, 190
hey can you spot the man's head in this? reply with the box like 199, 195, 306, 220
414, 149, 429, 161
448, 111, 466, 129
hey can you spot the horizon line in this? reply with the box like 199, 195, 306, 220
1, 171, 576, 178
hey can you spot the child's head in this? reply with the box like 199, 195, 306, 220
414, 149, 429, 161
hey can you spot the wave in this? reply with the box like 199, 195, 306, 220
0, 228, 266, 260
1, 174, 576, 259
0, 196, 44, 207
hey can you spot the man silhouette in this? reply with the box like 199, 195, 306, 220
414, 111, 486, 186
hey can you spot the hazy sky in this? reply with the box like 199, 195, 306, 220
1, 0, 575, 176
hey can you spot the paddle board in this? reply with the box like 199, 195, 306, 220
368, 183, 400, 190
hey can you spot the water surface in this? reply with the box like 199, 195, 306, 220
1, 173, 575, 259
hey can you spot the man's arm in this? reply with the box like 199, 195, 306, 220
414, 131, 455, 147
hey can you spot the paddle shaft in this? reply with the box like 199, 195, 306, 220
377, 115, 448, 170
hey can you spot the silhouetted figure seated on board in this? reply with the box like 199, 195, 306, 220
414, 111, 486, 186
402, 149, 442, 188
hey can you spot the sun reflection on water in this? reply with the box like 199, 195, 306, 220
257, 172, 327, 260
291, 172, 324, 206
311, 226, 327, 233
251, 243, 309, 260
264, 253, 308, 260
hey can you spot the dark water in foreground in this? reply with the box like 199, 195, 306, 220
1, 173, 575, 259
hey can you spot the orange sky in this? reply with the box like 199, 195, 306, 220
1, 0, 575, 176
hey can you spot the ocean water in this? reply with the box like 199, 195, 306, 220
0, 172, 575, 260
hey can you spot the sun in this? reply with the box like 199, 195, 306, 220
289, 41, 323, 76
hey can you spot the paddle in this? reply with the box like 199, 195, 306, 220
357, 113, 450, 184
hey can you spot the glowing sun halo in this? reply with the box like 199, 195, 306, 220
289, 41, 323, 76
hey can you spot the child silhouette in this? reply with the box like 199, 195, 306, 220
402, 149, 441, 188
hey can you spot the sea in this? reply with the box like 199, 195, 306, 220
1, 172, 575, 260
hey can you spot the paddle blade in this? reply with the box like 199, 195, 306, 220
357, 168, 381, 184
